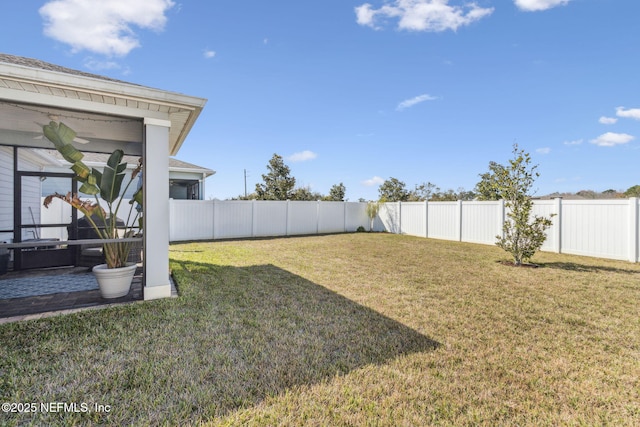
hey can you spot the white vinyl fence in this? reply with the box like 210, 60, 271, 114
169, 200, 370, 242
40, 198, 640, 263
375, 198, 640, 263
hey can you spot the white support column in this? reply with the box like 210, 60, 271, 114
143, 118, 172, 300
629, 197, 638, 262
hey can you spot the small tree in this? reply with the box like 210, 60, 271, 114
366, 201, 380, 231
492, 144, 553, 266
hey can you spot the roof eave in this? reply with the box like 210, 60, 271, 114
0, 60, 207, 156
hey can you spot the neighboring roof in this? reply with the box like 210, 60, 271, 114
40, 149, 215, 177
0, 53, 207, 156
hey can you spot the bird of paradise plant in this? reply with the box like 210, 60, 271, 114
42, 121, 143, 269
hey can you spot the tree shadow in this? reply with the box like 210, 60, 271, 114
537, 261, 640, 275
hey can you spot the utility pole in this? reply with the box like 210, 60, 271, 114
244, 169, 247, 198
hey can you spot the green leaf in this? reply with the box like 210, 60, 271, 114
71, 162, 92, 181
131, 187, 143, 207
99, 150, 126, 203
78, 182, 100, 195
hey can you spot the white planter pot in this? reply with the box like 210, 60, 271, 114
93, 263, 137, 299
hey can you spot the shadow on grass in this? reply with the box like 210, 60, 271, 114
538, 261, 640, 275
169, 259, 440, 420
0, 259, 439, 426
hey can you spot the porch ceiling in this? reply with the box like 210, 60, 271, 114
0, 54, 206, 155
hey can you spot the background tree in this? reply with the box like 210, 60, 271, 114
491, 144, 553, 266
378, 177, 409, 202
408, 182, 437, 201
475, 161, 506, 201
324, 182, 346, 201
255, 154, 296, 200
291, 186, 323, 201
624, 185, 640, 198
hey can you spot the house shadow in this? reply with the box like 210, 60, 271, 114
169, 259, 440, 420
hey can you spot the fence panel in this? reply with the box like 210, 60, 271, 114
214, 201, 253, 239
288, 201, 319, 235
345, 202, 369, 231
378, 203, 400, 234
560, 200, 629, 260
461, 201, 502, 245
254, 201, 288, 237
427, 202, 459, 241
170, 200, 214, 241
400, 202, 426, 237
318, 202, 346, 234
530, 200, 557, 252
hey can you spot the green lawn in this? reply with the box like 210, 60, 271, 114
1, 233, 639, 426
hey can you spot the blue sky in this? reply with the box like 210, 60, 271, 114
2, 0, 640, 200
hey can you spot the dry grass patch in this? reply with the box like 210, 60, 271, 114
1, 233, 639, 426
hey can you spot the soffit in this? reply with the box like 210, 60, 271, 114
0, 56, 206, 155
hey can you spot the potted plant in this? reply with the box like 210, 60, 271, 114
42, 121, 143, 298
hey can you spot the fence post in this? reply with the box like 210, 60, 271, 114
498, 199, 505, 240
424, 200, 428, 238
212, 199, 217, 240
457, 200, 463, 242
252, 199, 256, 237
629, 197, 638, 262
343, 202, 347, 233
398, 201, 402, 234
286, 200, 291, 236
317, 200, 320, 235
553, 197, 562, 254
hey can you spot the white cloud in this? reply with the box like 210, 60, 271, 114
514, 0, 571, 12
203, 50, 216, 59
355, 0, 494, 32
287, 150, 317, 162
616, 106, 640, 121
590, 132, 635, 147
563, 139, 583, 146
396, 93, 437, 111
39, 0, 175, 57
536, 147, 551, 154
362, 176, 385, 186
598, 116, 618, 125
